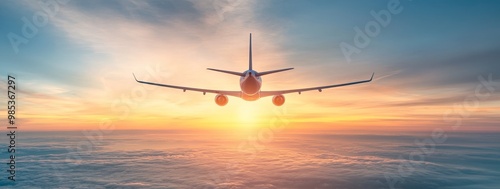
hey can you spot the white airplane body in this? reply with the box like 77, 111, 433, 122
134, 34, 373, 106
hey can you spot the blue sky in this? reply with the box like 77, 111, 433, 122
0, 0, 499, 131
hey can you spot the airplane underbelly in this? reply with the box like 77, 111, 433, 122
241, 92, 260, 101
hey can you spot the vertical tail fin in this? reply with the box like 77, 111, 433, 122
249, 33, 252, 70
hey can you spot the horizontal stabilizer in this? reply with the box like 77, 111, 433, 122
207, 68, 245, 76
257, 68, 294, 76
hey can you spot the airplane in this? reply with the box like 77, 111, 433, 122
133, 33, 374, 106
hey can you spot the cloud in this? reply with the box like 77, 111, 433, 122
4, 131, 499, 188
2, 0, 499, 131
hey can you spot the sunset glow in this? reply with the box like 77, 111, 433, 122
0, 1, 498, 133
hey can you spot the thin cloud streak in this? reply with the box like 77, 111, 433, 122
1, 0, 499, 131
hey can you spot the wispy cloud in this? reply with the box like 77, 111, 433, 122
1, 0, 499, 131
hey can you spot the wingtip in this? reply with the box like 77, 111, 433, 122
370, 72, 375, 81
132, 73, 138, 81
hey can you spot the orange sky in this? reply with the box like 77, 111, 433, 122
1, 0, 499, 132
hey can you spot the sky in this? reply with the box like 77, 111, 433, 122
0, 0, 499, 132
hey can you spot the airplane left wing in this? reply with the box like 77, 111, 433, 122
133, 74, 241, 97
260, 73, 374, 97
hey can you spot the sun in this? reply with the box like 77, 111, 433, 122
237, 102, 260, 124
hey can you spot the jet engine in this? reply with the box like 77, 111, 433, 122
215, 94, 228, 106
272, 95, 285, 106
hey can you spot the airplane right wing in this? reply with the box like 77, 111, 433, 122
260, 73, 374, 97
133, 74, 241, 97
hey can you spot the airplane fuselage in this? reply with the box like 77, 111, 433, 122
240, 70, 262, 101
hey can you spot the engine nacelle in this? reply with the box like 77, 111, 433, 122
215, 94, 228, 106
272, 95, 285, 106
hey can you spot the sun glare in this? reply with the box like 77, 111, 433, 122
237, 102, 260, 125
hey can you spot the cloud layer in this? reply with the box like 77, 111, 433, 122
1, 131, 499, 188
